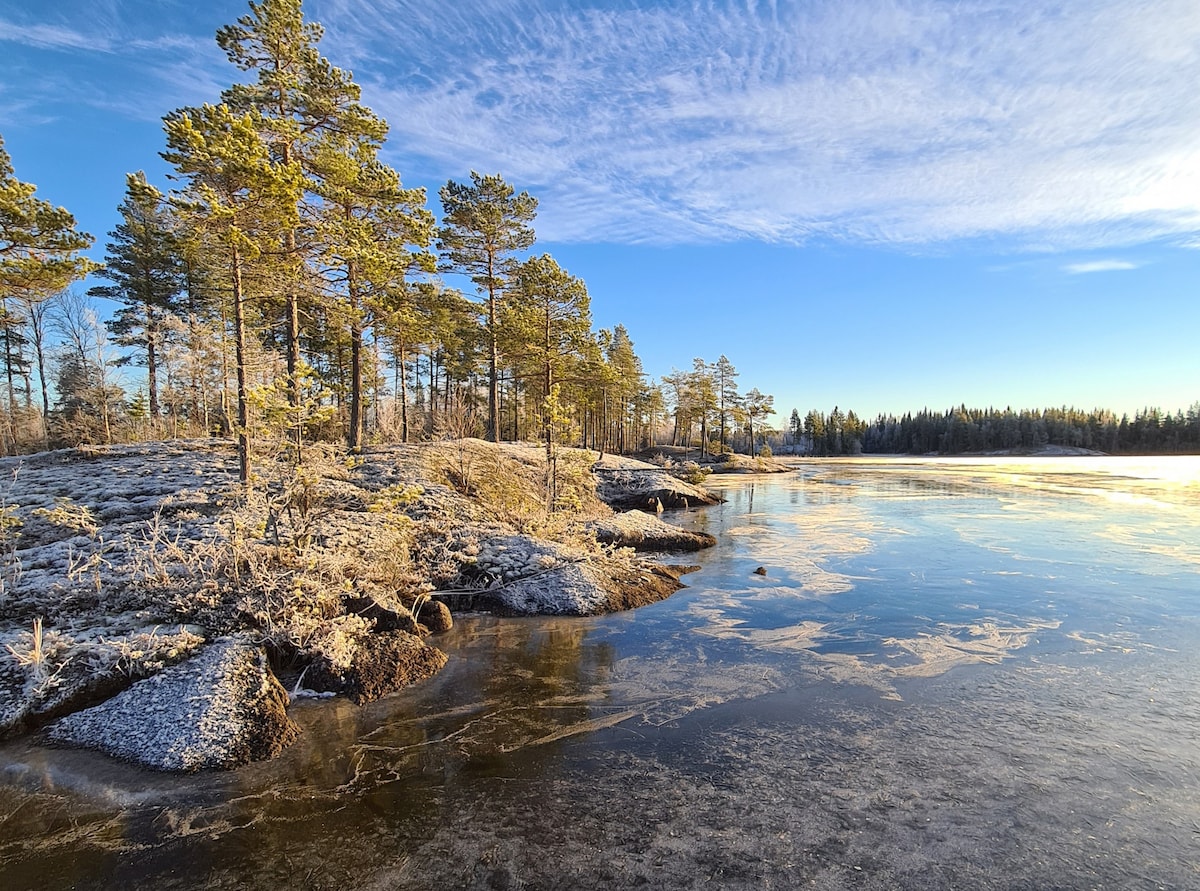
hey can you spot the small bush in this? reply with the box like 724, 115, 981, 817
675, 461, 712, 485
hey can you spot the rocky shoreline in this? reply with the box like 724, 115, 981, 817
0, 439, 719, 771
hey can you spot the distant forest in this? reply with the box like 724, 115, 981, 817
785, 405, 1200, 456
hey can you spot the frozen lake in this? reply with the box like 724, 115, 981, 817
3, 457, 1199, 889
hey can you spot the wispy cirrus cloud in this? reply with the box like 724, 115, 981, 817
0, 2, 229, 121
6, 0, 1200, 251
315, 0, 1200, 248
0, 21, 101, 51
1063, 260, 1139, 274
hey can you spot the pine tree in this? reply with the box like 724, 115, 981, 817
216, 0, 389, 448
605, 324, 644, 453
743, 389, 775, 455
88, 173, 184, 424
804, 410, 825, 456
162, 103, 304, 483
438, 172, 537, 443
0, 302, 31, 416
1, 134, 97, 441
0, 135, 97, 300
506, 254, 591, 456
714, 355, 739, 452
689, 359, 717, 459
312, 131, 435, 451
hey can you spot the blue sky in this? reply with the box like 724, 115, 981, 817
2, 0, 1198, 424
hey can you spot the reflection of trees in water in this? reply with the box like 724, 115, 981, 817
303, 618, 623, 786
489, 621, 615, 699
472, 620, 618, 753
103, 620, 624, 884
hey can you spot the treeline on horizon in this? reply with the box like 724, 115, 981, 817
784, 404, 1200, 456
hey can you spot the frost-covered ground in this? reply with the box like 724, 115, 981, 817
0, 438, 714, 763
1, 441, 238, 739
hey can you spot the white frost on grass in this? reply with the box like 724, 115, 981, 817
0, 624, 206, 735
0, 440, 236, 623
0, 441, 240, 736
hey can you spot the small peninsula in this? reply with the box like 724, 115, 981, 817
0, 438, 719, 771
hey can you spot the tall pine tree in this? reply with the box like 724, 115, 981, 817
162, 104, 304, 483
312, 131, 435, 451
216, 0, 389, 449
438, 172, 537, 443
1, 134, 96, 436
88, 172, 184, 423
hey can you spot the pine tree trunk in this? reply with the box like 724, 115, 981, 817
348, 269, 363, 453
3, 311, 17, 418
488, 288, 499, 443
231, 246, 251, 485
486, 252, 499, 443
146, 312, 160, 422
398, 334, 408, 443
286, 281, 301, 452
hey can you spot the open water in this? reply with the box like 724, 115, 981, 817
2, 457, 1199, 889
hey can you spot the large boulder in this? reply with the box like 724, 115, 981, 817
487, 560, 615, 616
589, 510, 717, 552
0, 626, 206, 740
472, 535, 695, 616
593, 456, 721, 511
708, 453, 794, 473
47, 635, 298, 772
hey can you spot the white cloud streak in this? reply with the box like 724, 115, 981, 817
0, 2, 231, 121
1063, 260, 1139, 274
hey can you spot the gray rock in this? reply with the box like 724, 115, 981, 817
593, 457, 721, 511
590, 510, 717, 552
47, 635, 298, 772
488, 558, 690, 617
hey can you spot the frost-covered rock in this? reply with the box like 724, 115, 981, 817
593, 455, 721, 511
47, 635, 297, 772
488, 558, 692, 616
708, 453, 795, 474
590, 510, 717, 552
472, 535, 585, 585
0, 625, 205, 739
464, 533, 694, 616
489, 560, 615, 615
